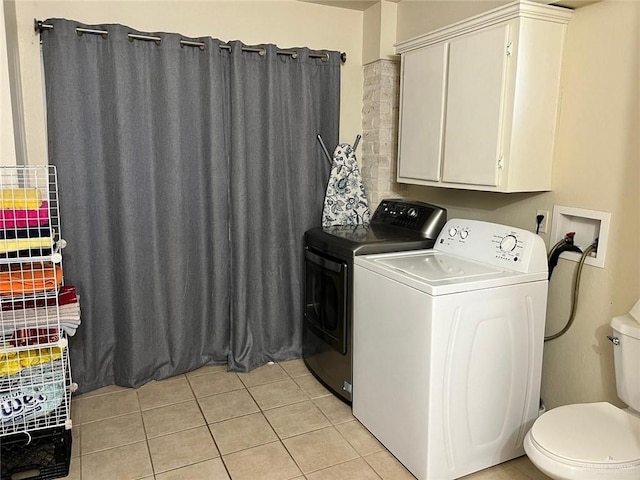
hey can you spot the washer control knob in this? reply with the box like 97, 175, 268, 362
500, 234, 518, 252
460, 230, 469, 240
407, 207, 418, 218
448, 227, 458, 237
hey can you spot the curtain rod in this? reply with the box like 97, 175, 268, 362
34, 19, 347, 63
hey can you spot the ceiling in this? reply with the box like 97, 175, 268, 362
297, 0, 391, 11
299, 0, 599, 11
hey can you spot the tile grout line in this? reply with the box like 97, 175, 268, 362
273, 363, 375, 479
285, 363, 388, 480
187, 372, 233, 480
72, 362, 542, 480
75, 361, 385, 480
239, 365, 307, 478
236, 362, 327, 479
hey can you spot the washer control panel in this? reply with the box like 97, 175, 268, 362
436, 219, 547, 273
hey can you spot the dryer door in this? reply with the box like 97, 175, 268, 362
304, 247, 348, 355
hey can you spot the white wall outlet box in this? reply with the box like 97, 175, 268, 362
536, 210, 549, 234
550, 206, 611, 268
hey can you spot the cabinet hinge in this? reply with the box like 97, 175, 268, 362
506, 42, 513, 56
498, 156, 504, 168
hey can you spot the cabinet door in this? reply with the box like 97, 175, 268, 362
442, 24, 510, 187
398, 43, 448, 182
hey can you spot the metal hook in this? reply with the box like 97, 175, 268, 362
352, 134, 361, 152
316, 134, 333, 166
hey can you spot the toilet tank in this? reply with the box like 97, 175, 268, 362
611, 313, 640, 412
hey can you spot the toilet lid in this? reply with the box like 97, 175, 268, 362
530, 402, 640, 465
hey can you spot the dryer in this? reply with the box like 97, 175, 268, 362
303, 199, 446, 403
352, 219, 548, 480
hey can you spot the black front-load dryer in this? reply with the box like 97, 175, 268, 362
302, 198, 447, 403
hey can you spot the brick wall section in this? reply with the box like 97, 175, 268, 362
360, 59, 407, 210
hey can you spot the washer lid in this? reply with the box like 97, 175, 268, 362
354, 250, 545, 295
374, 251, 504, 282
530, 403, 640, 465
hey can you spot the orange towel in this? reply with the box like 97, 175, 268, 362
0, 263, 63, 296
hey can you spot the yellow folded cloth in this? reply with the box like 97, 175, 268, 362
0, 237, 53, 254
0, 346, 62, 376
0, 189, 43, 209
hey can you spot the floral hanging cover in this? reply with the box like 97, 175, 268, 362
322, 143, 370, 227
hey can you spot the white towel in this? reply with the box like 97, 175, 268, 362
0, 301, 81, 336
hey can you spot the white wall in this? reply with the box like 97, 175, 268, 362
539, 0, 639, 408
6, 0, 639, 409
362, 0, 397, 65
396, 0, 640, 409
396, 0, 508, 43
0, 2, 17, 165
363, 1, 382, 64
8, 0, 364, 165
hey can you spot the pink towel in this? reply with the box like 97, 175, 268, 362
0, 201, 50, 229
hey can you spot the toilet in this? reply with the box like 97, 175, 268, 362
524, 301, 640, 480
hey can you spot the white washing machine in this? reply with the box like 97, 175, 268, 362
352, 219, 548, 480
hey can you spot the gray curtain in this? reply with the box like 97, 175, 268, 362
41, 19, 338, 392
227, 42, 340, 370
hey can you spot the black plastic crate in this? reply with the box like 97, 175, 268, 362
0, 427, 71, 480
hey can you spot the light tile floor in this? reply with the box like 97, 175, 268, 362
61, 360, 552, 480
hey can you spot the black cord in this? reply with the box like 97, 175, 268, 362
536, 214, 544, 235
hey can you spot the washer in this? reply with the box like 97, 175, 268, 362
303, 199, 446, 403
352, 219, 548, 480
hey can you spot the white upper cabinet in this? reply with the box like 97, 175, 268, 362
442, 24, 508, 187
397, 43, 447, 183
396, 1, 572, 193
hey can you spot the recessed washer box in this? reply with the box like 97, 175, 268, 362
550, 206, 610, 268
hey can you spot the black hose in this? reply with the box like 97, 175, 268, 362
548, 243, 583, 280
544, 243, 597, 342
547, 236, 574, 261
